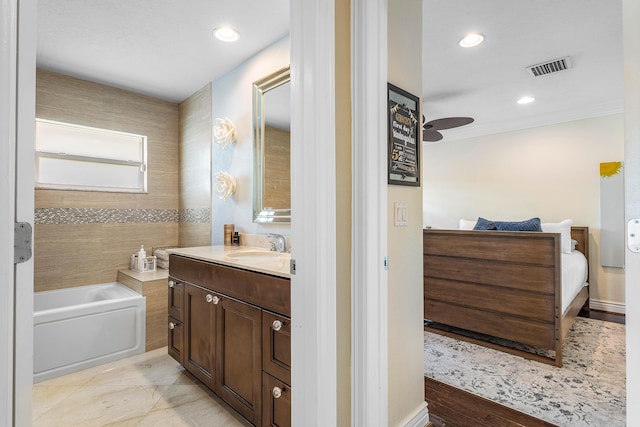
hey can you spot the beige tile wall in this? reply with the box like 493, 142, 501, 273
263, 125, 291, 210
178, 84, 212, 247
34, 70, 180, 292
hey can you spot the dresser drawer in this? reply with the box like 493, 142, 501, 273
262, 372, 291, 427
167, 316, 184, 364
262, 311, 291, 385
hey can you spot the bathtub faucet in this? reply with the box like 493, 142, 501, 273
267, 234, 287, 253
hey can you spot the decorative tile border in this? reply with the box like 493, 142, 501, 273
35, 208, 211, 225
179, 208, 211, 224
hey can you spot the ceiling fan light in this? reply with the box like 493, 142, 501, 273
459, 33, 484, 48
517, 96, 536, 105
213, 27, 240, 43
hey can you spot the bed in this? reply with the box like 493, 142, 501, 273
423, 225, 589, 367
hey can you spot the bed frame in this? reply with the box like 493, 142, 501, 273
423, 226, 589, 367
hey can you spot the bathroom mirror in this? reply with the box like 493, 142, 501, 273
253, 65, 291, 223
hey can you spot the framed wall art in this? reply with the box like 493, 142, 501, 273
387, 83, 420, 186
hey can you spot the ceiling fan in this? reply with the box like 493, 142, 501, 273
422, 116, 474, 142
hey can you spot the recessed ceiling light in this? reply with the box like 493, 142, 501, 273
517, 96, 536, 105
213, 27, 240, 43
459, 33, 484, 48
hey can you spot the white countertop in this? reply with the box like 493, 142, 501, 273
167, 246, 291, 279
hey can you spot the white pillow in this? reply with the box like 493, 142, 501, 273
541, 219, 573, 254
459, 218, 477, 230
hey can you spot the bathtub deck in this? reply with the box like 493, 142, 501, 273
118, 268, 169, 351
33, 347, 251, 427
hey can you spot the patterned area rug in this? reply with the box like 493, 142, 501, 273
424, 317, 626, 427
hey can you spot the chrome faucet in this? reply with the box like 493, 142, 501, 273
267, 234, 287, 253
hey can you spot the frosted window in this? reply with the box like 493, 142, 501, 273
35, 119, 147, 193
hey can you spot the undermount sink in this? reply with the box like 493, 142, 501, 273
225, 250, 288, 260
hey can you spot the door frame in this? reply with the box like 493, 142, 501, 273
1, 0, 35, 425
350, 0, 390, 425
623, 0, 640, 424
0, 0, 19, 422
290, 0, 339, 424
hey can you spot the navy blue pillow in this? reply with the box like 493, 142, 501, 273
495, 217, 542, 232
473, 217, 497, 230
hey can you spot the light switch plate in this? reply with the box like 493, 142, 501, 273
394, 203, 408, 226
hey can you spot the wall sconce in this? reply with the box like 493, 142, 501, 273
214, 117, 237, 148
214, 171, 237, 201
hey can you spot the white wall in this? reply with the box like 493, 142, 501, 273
211, 35, 290, 244
388, 0, 428, 425
423, 113, 625, 310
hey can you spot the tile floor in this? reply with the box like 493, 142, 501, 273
32, 347, 250, 427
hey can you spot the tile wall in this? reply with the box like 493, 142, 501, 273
34, 70, 180, 292
178, 84, 212, 247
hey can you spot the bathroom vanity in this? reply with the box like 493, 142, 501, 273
167, 246, 291, 427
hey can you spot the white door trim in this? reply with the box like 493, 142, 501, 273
0, 0, 19, 423
14, 0, 36, 425
623, 0, 640, 424
351, 0, 389, 425
290, 1, 338, 425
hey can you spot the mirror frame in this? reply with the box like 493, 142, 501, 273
252, 64, 291, 223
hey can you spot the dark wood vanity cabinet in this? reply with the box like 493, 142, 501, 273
167, 278, 185, 364
262, 372, 292, 427
184, 283, 216, 387
168, 254, 291, 427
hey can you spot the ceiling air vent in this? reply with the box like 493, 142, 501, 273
526, 56, 572, 77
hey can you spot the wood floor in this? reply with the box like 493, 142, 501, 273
425, 310, 625, 426
425, 377, 556, 427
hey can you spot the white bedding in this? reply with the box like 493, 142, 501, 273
561, 250, 589, 314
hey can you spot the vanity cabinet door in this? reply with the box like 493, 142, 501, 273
262, 373, 291, 427
262, 311, 291, 386
167, 316, 184, 364
216, 295, 262, 426
184, 283, 217, 387
168, 278, 184, 321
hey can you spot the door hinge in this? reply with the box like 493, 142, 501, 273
384, 256, 389, 271
14, 222, 33, 264
290, 259, 296, 275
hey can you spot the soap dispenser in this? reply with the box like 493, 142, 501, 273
137, 245, 146, 271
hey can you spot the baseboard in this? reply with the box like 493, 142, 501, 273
590, 299, 626, 314
400, 402, 430, 427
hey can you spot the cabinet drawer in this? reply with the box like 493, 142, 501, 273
167, 316, 184, 364
168, 278, 184, 321
262, 373, 291, 427
170, 255, 291, 317
262, 311, 291, 386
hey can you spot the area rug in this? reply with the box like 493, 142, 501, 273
423, 317, 626, 426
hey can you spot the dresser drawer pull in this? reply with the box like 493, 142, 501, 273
272, 386, 283, 399
272, 320, 283, 331
169, 322, 175, 330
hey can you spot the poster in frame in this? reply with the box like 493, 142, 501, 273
387, 83, 420, 186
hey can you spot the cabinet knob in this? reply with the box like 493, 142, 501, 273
272, 386, 283, 399
168, 280, 175, 288
205, 294, 213, 303
272, 320, 283, 331
168, 322, 175, 330
211, 295, 220, 304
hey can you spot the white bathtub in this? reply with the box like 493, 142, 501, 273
33, 282, 146, 383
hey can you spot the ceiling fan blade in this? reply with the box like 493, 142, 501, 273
422, 129, 443, 142
424, 117, 474, 131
